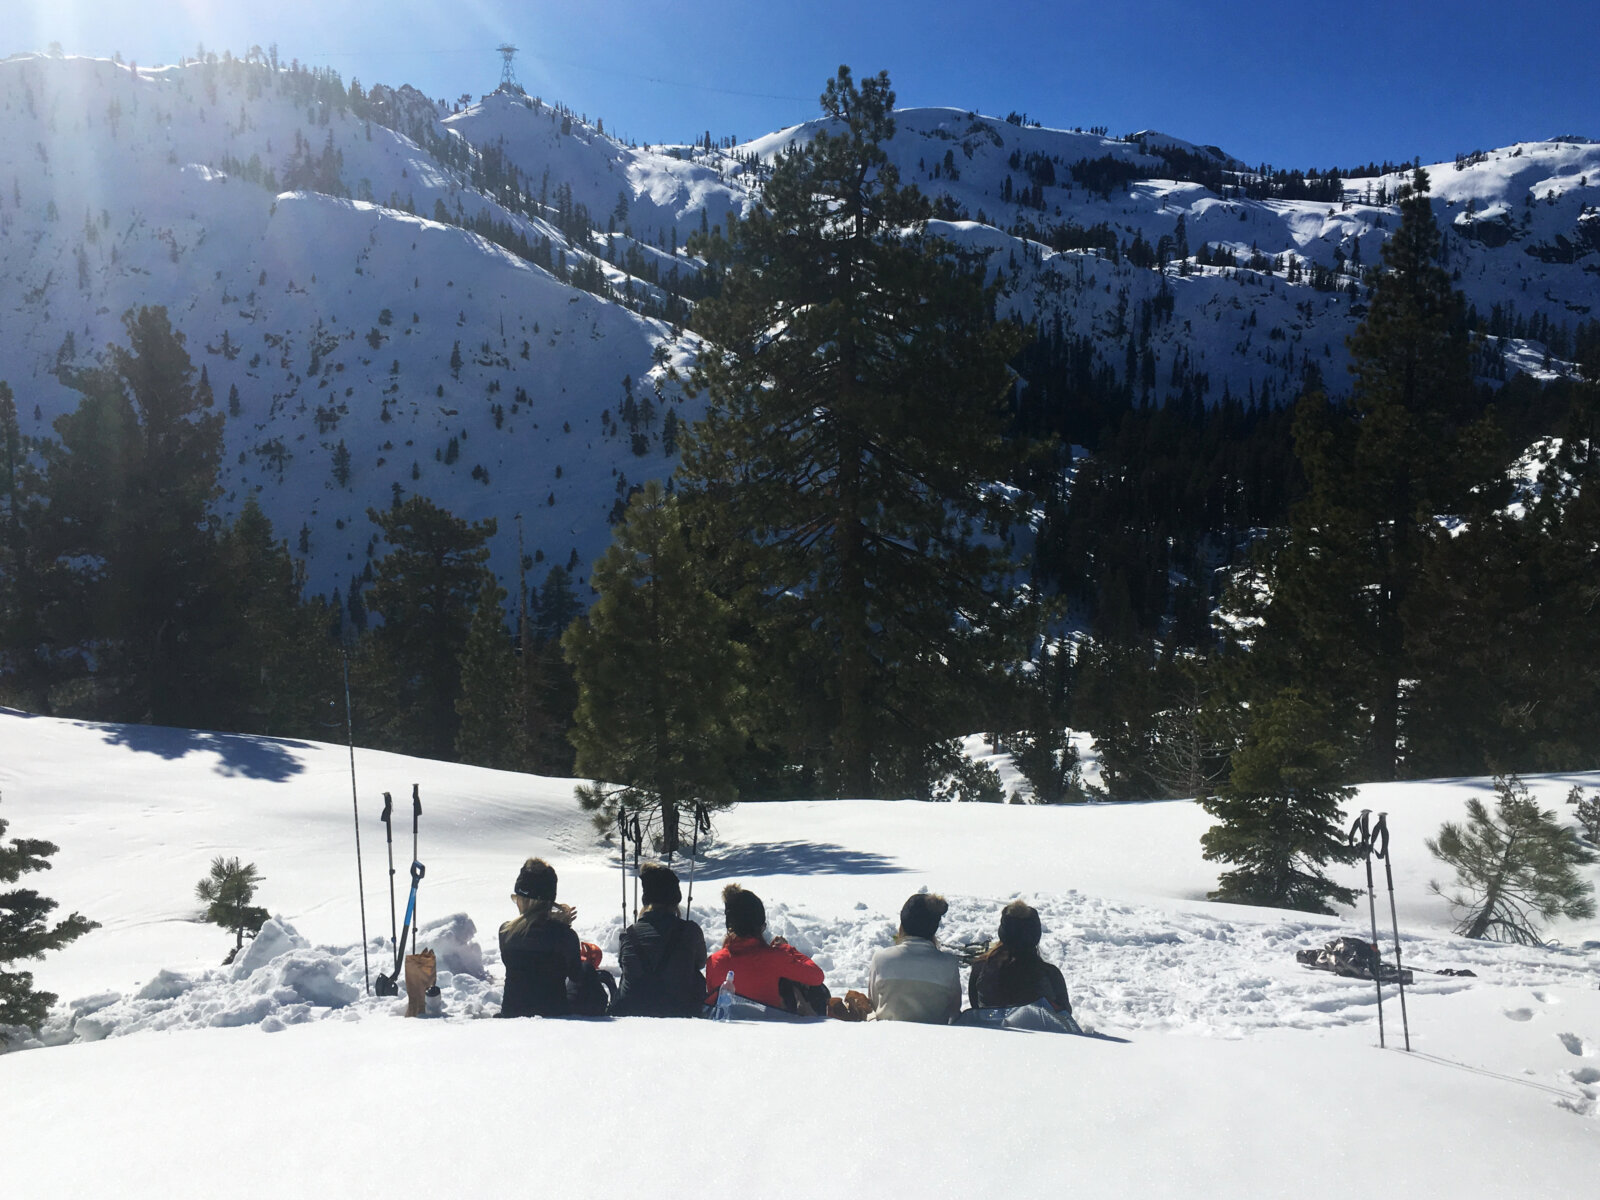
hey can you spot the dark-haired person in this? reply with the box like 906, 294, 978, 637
610, 861, 708, 1017
968, 900, 1071, 1015
704, 883, 826, 1012
865, 892, 961, 1024
497, 857, 583, 1018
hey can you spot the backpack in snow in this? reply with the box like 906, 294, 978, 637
568, 941, 618, 1016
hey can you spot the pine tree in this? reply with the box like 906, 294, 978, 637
455, 578, 526, 769
362, 496, 495, 759
1, 793, 99, 1042
204, 498, 334, 737
1427, 775, 1596, 944
681, 66, 1032, 798
1200, 689, 1361, 914
36, 307, 225, 725
564, 482, 748, 854
194, 856, 267, 960
1255, 172, 1501, 780
0, 381, 49, 707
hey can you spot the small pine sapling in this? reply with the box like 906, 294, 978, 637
1427, 775, 1596, 945
1199, 689, 1361, 914
195, 856, 268, 962
1569, 785, 1600, 845
1, 794, 99, 1042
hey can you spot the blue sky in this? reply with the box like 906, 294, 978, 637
10, 0, 1598, 168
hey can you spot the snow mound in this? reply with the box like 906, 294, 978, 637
22, 917, 495, 1046
230, 915, 310, 978
418, 913, 488, 980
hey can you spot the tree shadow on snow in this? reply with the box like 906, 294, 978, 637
96, 722, 310, 782
693, 840, 905, 878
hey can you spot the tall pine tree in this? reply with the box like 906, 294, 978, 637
564, 482, 748, 854
1255, 171, 1500, 779
37, 307, 226, 725
681, 66, 1032, 798
362, 496, 495, 759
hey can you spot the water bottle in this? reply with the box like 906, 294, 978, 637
713, 971, 735, 1021
424, 985, 443, 1018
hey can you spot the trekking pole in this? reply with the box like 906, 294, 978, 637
683, 802, 712, 924
342, 652, 370, 995
376, 793, 400, 996
1349, 810, 1386, 1049
1375, 813, 1411, 1051
618, 807, 630, 929
629, 810, 643, 920
410, 784, 422, 955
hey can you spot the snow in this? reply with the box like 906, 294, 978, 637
1, 709, 1597, 1197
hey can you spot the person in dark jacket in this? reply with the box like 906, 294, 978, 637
610, 862, 707, 1017
497, 858, 583, 1018
704, 883, 826, 1011
967, 900, 1071, 1014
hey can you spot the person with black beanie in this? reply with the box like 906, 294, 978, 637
609, 862, 708, 1017
497, 857, 584, 1018
968, 900, 1071, 1014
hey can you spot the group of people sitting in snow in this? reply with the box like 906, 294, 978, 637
495, 856, 1072, 1023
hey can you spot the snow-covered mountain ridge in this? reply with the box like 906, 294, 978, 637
2, 51, 1596, 598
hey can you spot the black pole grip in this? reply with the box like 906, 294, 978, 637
381, 792, 393, 827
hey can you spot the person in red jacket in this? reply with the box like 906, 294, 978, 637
705, 884, 825, 1012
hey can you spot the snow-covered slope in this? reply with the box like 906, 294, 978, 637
0, 55, 696, 598
3, 52, 1598, 602
0, 709, 1596, 1196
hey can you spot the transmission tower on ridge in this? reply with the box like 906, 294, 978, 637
496, 44, 521, 93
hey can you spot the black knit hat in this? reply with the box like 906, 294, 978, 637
723, 884, 766, 939
513, 858, 557, 904
899, 892, 948, 940
639, 861, 682, 908
997, 900, 1042, 950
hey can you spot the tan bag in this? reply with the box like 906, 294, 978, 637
404, 949, 436, 1017
827, 988, 872, 1022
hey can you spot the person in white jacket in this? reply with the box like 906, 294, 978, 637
866, 893, 961, 1023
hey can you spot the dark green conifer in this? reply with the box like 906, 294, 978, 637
455, 578, 526, 769
1427, 775, 1596, 944
1200, 689, 1361, 914
363, 496, 495, 759
37, 307, 225, 725
1256, 172, 1501, 779
1, 794, 99, 1041
681, 66, 1032, 798
564, 482, 747, 853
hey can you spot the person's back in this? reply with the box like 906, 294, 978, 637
704, 884, 825, 1010
967, 900, 1071, 1014
968, 950, 1069, 1012
611, 863, 707, 1017
866, 893, 961, 1024
500, 913, 582, 1017
497, 858, 583, 1019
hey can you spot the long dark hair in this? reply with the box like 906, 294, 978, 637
976, 901, 1047, 994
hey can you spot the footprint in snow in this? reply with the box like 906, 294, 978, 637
1503, 1007, 1534, 1022
1556, 1032, 1589, 1056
